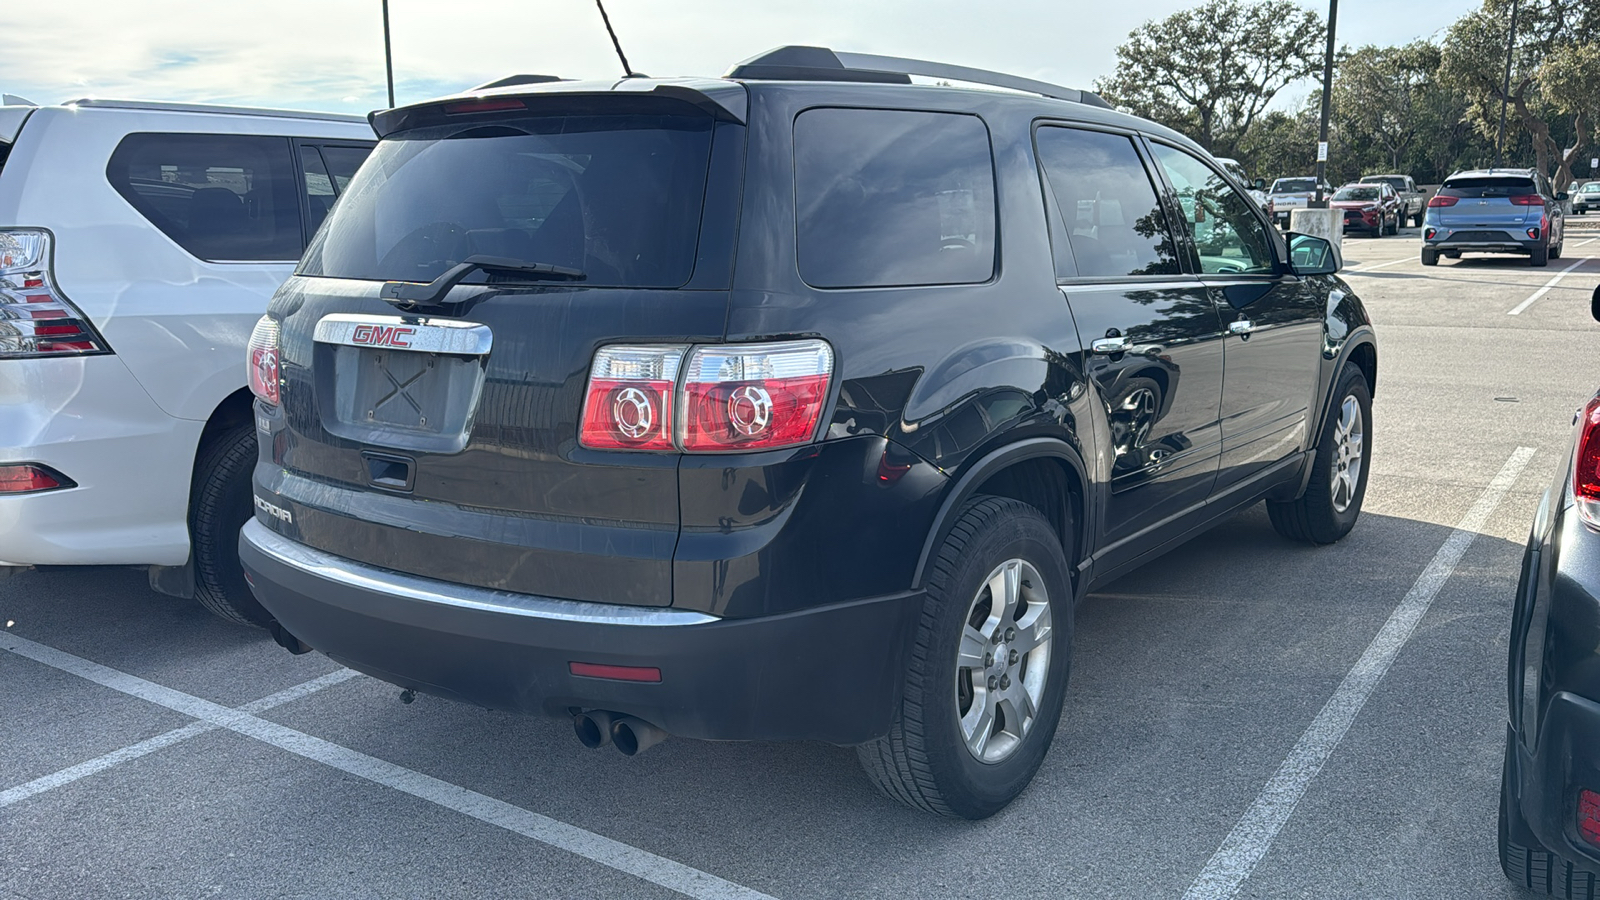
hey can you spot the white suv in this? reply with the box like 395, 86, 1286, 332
0, 98, 373, 623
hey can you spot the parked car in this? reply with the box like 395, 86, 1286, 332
1573, 181, 1600, 215
1359, 173, 1426, 227
0, 98, 374, 622
1499, 287, 1600, 899
1268, 176, 1335, 228
1215, 156, 1269, 208
1331, 182, 1401, 237
1422, 168, 1566, 267
237, 45, 1378, 818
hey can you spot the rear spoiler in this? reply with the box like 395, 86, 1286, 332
369, 80, 747, 138
0, 106, 34, 146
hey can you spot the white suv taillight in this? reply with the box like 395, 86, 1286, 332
578, 340, 834, 453
0, 229, 109, 359
247, 315, 281, 406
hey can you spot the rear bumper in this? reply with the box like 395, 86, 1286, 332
1424, 229, 1540, 253
1509, 694, 1600, 869
239, 519, 921, 744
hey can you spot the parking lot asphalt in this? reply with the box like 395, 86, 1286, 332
4, 227, 1600, 900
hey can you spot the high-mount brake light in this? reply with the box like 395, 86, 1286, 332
247, 316, 281, 406
1575, 396, 1600, 529
1427, 195, 1458, 208
0, 230, 109, 359
683, 341, 833, 452
579, 345, 686, 450
444, 98, 527, 115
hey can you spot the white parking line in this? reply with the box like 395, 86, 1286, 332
0, 633, 775, 900
0, 668, 357, 808
1179, 446, 1536, 900
1346, 256, 1413, 273
1508, 257, 1591, 315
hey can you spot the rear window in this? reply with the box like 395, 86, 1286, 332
107, 133, 302, 261
300, 113, 714, 288
1439, 177, 1538, 198
1333, 187, 1380, 201
793, 108, 996, 289
1361, 176, 1405, 191
1273, 179, 1316, 193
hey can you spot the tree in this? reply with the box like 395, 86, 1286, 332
1332, 43, 1440, 174
1439, 0, 1600, 188
1095, 0, 1325, 158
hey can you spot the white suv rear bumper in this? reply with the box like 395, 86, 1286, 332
0, 355, 199, 566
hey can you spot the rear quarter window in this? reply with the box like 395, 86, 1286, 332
793, 107, 996, 289
106, 133, 302, 261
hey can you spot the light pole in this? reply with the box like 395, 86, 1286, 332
1494, 0, 1521, 169
382, 0, 396, 109
1312, 0, 1338, 207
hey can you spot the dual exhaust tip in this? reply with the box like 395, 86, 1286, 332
573, 710, 667, 756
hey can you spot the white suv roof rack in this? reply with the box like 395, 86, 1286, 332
63, 98, 367, 124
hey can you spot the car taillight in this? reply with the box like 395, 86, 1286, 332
1581, 789, 1600, 848
579, 340, 835, 453
1427, 195, 1458, 208
1510, 194, 1543, 205
0, 229, 109, 359
683, 340, 833, 452
0, 463, 75, 494
579, 345, 686, 450
1575, 397, 1600, 528
247, 316, 281, 407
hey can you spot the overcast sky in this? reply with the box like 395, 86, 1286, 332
4, 0, 1481, 114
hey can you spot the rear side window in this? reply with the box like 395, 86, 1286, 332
298, 143, 374, 235
300, 113, 714, 288
107, 134, 301, 261
1035, 127, 1180, 279
793, 108, 996, 289
1439, 177, 1538, 198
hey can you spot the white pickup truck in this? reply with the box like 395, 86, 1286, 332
1267, 176, 1333, 228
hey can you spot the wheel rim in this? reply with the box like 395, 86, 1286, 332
955, 558, 1052, 764
1329, 396, 1364, 513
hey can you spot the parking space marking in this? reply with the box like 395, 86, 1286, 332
0, 668, 356, 809
1508, 257, 1591, 315
1179, 446, 1536, 900
1346, 256, 1414, 273
0, 633, 776, 900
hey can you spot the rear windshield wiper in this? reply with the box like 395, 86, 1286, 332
380, 255, 585, 308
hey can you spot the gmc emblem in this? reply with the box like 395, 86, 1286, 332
351, 324, 416, 348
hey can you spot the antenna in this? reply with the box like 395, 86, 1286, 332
594, 0, 636, 78
381, 0, 396, 108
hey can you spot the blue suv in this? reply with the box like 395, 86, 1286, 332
1422, 169, 1566, 267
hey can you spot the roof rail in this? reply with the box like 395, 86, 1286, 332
726, 46, 1112, 109
62, 98, 368, 124
472, 74, 567, 91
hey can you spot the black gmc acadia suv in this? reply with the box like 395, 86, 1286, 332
239, 47, 1378, 818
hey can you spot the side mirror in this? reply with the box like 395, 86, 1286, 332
1252, 177, 1266, 191
1557, 191, 1570, 201
1287, 233, 1341, 275
1591, 285, 1600, 323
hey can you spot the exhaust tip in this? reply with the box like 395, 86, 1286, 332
573, 710, 617, 749
611, 716, 667, 756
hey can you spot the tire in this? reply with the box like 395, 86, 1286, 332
1551, 240, 1563, 260
1421, 248, 1439, 266
1413, 210, 1425, 228
1531, 244, 1550, 267
190, 423, 271, 626
1386, 214, 1398, 236
1500, 741, 1599, 897
1267, 366, 1371, 544
857, 496, 1073, 819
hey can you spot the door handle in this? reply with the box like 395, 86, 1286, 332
1228, 319, 1256, 336
1091, 336, 1132, 355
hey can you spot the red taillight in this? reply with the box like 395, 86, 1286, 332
1581, 789, 1600, 847
444, 98, 527, 115
0, 230, 109, 359
579, 340, 835, 453
1575, 397, 1600, 528
1510, 194, 1543, 206
247, 316, 281, 406
579, 345, 685, 451
569, 661, 663, 683
1427, 195, 1458, 208
682, 341, 833, 452
0, 464, 74, 494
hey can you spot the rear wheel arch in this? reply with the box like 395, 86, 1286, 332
912, 439, 1088, 595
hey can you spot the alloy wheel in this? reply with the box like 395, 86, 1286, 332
1330, 396, 1364, 513
955, 558, 1052, 764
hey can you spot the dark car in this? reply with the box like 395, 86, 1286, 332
1331, 183, 1400, 237
1423, 169, 1566, 267
1500, 288, 1600, 899
237, 46, 1378, 818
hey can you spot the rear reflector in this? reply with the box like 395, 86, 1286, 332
1581, 789, 1600, 847
0, 464, 74, 494
569, 662, 662, 683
